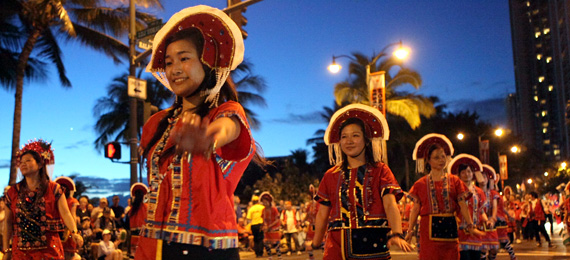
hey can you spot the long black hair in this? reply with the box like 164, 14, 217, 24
339, 118, 375, 173
129, 189, 145, 217
142, 28, 268, 167
18, 150, 50, 199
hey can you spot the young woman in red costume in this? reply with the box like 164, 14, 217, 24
135, 5, 265, 260
126, 183, 148, 257
303, 185, 319, 260
477, 165, 500, 259
448, 154, 486, 260
3, 140, 82, 260
259, 192, 281, 260
55, 176, 81, 260
405, 134, 476, 260
312, 104, 412, 260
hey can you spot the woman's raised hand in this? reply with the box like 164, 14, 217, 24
173, 112, 216, 159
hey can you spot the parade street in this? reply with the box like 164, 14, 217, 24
240, 236, 570, 260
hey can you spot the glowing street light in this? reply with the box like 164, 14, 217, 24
457, 133, 464, 140
327, 62, 341, 74
494, 128, 504, 137
510, 145, 520, 153
527, 178, 533, 184
393, 46, 410, 60
544, 172, 549, 177
562, 162, 567, 169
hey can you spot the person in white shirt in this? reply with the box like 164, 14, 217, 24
280, 201, 302, 256
97, 229, 122, 260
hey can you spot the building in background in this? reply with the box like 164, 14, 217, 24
509, 0, 570, 161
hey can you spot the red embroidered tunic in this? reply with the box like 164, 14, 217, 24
135, 101, 255, 257
6, 181, 65, 260
457, 185, 486, 251
480, 189, 500, 250
128, 203, 148, 230
408, 173, 470, 260
315, 162, 403, 260
262, 206, 281, 243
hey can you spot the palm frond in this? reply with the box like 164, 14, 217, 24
35, 29, 71, 87
54, 2, 76, 36
386, 98, 421, 129
64, 22, 129, 63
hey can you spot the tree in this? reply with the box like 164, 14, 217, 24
3, 0, 162, 184
93, 72, 173, 151
232, 60, 268, 130
333, 52, 435, 129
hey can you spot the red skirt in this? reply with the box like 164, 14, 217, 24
480, 227, 499, 250
12, 232, 64, 260
264, 230, 282, 244
419, 216, 459, 260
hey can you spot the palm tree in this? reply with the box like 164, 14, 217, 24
333, 52, 435, 129
232, 60, 268, 130
93, 71, 172, 151
3, 0, 162, 184
306, 102, 341, 176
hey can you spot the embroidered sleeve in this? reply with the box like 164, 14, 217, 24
54, 182, 63, 202
213, 101, 254, 162
379, 164, 403, 202
454, 176, 472, 202
408, 181, 422, 204
315, 170, 332, 207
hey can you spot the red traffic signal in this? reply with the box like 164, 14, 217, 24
105, 142, 121, 160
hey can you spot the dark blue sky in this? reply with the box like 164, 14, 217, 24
0, 0, 514, 185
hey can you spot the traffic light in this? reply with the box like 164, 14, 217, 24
105, 142, 121, 160
229, 0, 248, 39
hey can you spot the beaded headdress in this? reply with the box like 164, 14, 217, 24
324, 104, 389, 165
259, 192, 273, 204
131, 182, 149, 197
17, 139, 55, 179
55, 176, 76, 192
147, 5, 244, 107
412, 133, 454, 174
449, 153, 483, 178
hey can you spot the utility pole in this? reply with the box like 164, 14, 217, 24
128, 0, 138, 186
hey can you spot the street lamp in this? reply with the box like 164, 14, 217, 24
527, 178, 533, 184
544, 171, 548, 177
328, 41, 410, 116
510, 145, 520, 153
457, 133, 464, 140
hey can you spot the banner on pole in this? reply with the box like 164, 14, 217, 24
499, 154, 508, 180
369, 71, 386, 115
479, 139, 489, 164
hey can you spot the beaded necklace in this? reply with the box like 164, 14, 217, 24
149, 107, 182, 191
428, 173, 451, 214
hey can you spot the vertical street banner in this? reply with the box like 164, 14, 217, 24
499, 154, 508, 180
479, 139, 490, 164
369, 71, 386, 115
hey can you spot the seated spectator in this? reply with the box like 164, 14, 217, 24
92, 197, 115, 222
237, 217, 251, 251
98, 229, 123, 260
76, 196, 91, 225
94, 208, 118, 241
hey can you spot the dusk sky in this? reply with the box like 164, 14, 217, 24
0, 0, 515, 188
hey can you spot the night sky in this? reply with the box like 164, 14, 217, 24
0, 0, 514, 186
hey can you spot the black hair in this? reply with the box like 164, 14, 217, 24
142, 28, 268, 168
339, 118, 375, 173
18, 150, 49, 200
129, 189, 145, 217
530, 191, 538, 199
457, 163, 470, 175
425, 144, 444, 173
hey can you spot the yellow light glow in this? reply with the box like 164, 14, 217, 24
495, 128, 504, 137
516, 184, 520, 189
511, 146, 520, 153
328, 63, 341, 73
562, 162, 567, 169
544, 172, 548, 176
393, 47, 410, 60
527, 178, 533, 184
457, 133, 464, 140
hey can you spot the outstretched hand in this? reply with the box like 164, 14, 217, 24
388, 236, 413, 252
172, 112, 216, 159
